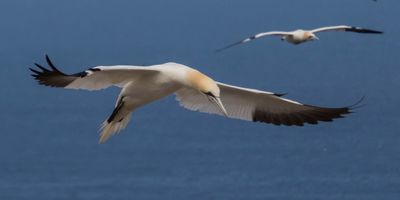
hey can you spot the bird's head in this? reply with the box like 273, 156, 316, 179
186, 70, 228, 117
306, 32, 319, 41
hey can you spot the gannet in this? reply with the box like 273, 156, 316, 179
30, 55, 355, 143
217, 25, 382, 51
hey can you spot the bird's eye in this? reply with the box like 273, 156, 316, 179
203, 91, 216, 98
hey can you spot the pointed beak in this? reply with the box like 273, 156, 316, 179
313, 36, 319, 40
214, 97, 228, 117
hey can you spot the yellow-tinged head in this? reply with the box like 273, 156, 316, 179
304, 31, 319, 41
186, 70, 228, 116
187, 70, 219, 95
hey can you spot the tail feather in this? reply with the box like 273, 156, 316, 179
99, 114, 132, 143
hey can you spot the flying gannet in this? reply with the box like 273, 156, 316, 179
30, 55, 356, 143
217, 25, 383, 51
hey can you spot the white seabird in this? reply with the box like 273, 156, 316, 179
30, 55, 355, 143
217, 25, 383, 51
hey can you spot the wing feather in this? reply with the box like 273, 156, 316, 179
216, 31, 292, 52
176, 82, 353, 126
30, 55, 159, 90
311, 25, 383, 34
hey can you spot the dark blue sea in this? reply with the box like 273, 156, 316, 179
1, 0, 399, 199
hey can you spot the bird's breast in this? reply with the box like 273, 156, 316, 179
122, 75, 182, 106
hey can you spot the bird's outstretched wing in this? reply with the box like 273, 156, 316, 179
30, 55, 160, 90
311, 25, 383, 34
216, 31, 291, 52
176, 82, 355, 126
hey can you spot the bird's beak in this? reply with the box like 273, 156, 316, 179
313, 36, 319, 40
213, 97, 228, 117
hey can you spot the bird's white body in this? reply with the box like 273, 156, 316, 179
282, 30, 315, 44
120, 64, 184, 107
31, 56, 353, 143
96, 63, 198, 141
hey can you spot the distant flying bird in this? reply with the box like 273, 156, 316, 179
217, 25, 383, 51
31, 55, 355, 143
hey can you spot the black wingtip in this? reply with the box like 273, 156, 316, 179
274, 92, 287, 97
362, 29, 383, 34
349, 27, 383, 34
29, 55, 80, 88
29, 67, 40, 74
215, 41, 244, 53
45, 54, 56, 69
45, 54, 50, 64
34, 63, 50, 72
215, 46, 229, 53
348, 95, 366, 110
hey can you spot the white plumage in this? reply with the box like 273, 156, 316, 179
30, 55, 353, 143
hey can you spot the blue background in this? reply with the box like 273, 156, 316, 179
0, 0, 399, 199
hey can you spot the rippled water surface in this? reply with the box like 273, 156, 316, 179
1, 0, 399, 199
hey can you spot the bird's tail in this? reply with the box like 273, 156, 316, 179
99, 113, 132, 143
